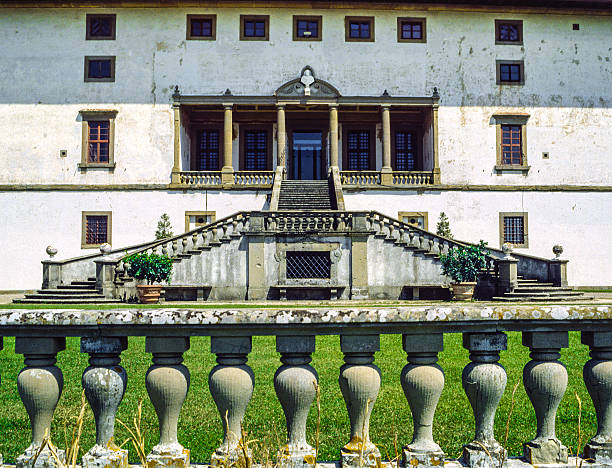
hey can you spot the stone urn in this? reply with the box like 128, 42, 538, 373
136, 284, 163, 304
450, 282, 477, 301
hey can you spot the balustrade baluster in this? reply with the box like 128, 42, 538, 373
231, 219, 241, 238
221, 224, 231, 242
401, 333, 445, 467
211, 227, 220, 245
145, 337, 191, 467
409, 231, 420, 249
274, 336, 318, 468
582, 331, 612, 463
339, 335, 381, 468
522, 332, 569, 464
172, 240, 179, 257
269, 214, 277, 231
162, 242, 169, 256
387, 223, 395, 240
191, 232, 199, 251
209, 337, 254, 467
81, 337, 128, 468
337, 214, 346, 231
461, 333, 508, 468
16, 337, 67, 468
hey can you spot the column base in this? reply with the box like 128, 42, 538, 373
350, 287, 370, 300
523, 439, 568, 464
277, 443, 316, 468
402, 447, 445, 468
146, 444, 190, 468
462, 442, 507, 468
210, 447, 251, 468
342, 442, 381, 468
16, 446, 66, 468
380, 168, 393, 186
584, 441, 612, 465
82, 445, 128, 468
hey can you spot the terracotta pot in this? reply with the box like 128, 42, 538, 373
136, 284, 163, 304
451, 282, 476, 301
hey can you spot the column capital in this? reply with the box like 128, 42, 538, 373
276, 103, 286, 110
222, 103, 234, 110
381, 104, 391, 110
329, 103, 339, 109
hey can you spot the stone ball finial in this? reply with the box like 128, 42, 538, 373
99, 243, 112, 254
502, 242, 514, 259
552, 244, 564, 259
46, 245, 58, 258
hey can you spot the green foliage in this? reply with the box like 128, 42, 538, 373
439, 240, 488, 283
126, 253, 173, 285
436, 212, 453, 239
155, 213, 174, 240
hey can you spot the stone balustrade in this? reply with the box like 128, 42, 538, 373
340, 171, 435, 186
174, 171, 275, 187
0, 305, 610, 468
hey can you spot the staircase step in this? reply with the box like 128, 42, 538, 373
72, 281, 97, 286
13, 298, 117, 304
58, 284, 97, 290
513, 287, 573, 293
36, 289, 100, 294
491, 295, 594, 302
25, 293, 107, 300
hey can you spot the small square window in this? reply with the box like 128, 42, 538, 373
496, 60, 524, 85
397, 18, 426, 43
398, 212, 429, 231
240, 15, 269, 41
86, 14, 116, 40
84, 56, 115, 82
499, 212, 528, 248
185, 211, 216, 232
345, 16, 374, 42
293, 16, 322, 41
495, 20, 523, 45
82, 211, 112, 248
187, 15, 216, 40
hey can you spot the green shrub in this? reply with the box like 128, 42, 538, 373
126, 253, 173, 285
155, 213, 174, 240
439, 240, 488, 283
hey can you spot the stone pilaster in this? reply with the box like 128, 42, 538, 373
329, 104, 339, 168
222, 104, 234, 185
380, 105, 392, 185
277, 105, 287, 169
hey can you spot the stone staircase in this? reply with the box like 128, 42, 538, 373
277, 180, 334, 210
492, 277, 593, 302
14, 278, 116, 304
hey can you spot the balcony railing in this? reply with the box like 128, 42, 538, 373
1, 304, 610, 468
233, 170, 275, 186
340, 171, 381, 186
340, 171, 435, 186
178, 171, 223, 186
176, 171, 274, 187
392, 171, 434, 185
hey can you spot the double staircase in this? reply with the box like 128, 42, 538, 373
492, 276, 592, 301
277, 180, 334, 210
14, 278, 115, 304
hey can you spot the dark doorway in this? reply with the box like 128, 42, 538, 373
290, 131, 324, 180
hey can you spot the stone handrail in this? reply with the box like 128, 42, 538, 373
392, 170, 434, 185
262, 211, 353, 233
233, 170, 275, 186
340, 170, 381, 185
178, 170, 223, 185
0, 305, 610, 468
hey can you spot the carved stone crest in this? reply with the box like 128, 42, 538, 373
275, 66, 340, 98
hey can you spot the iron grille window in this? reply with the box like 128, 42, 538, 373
88, 121, 110, 163
503, 216, 525, 245
495, 20, 523, 44
347, 130, 371, 170
395, 131, 416, 170
499, 63, 522, 83
245, 130, 268, 170
197, 129, 220, 170
86, 15, 115, 40
297, 20, 319, 38
349, 21, 370, 39
85, 215, 108, 245
286, 251, 331, 279
401, 21, 422, 40
501, 125, 522, 165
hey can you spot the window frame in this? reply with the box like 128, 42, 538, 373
345, 16, 375, 42
499, 212, 529, 248
391, 125, 421, 171
240, 15, 270, 41
495, 19, 523, 45
184, 211, 216, 232
81, 211, 112, 249
86, 14, 116, 40
342, 124, 376, 171
493, 113, 530, 172
239, 125, 273, 171
496, 60, 525, 85
398, 211, 429, 231
293, 15, 322, 41
190, 124, 223, 171
79, 110, 118, 170
397, 17, 426, 43
84, 56, 116, 82
186, 14, 217, 40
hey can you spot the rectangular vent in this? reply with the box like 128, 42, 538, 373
286, 251, 331, 279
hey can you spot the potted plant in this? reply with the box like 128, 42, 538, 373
439, 240, 488, 300
126, 252, 173, 304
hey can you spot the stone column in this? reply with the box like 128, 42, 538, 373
274, 336, 318, 468
329, 104, 339, 169
380, 105, 392, 185
16, 337, 67, 468
222, 104, 234, 185
582, 331, 612, 464
171, 103, 181, 184
94, 257, 117, 298
146, 337, 191, 467
432, 103, 441, 184
209, 336, 254, 467
522, 331, 569, 464
461, 333, 508, 468
400, 333, 445, 467
277, 104, 287, 170
339, 335, 381, 468
81, 337, 128, 468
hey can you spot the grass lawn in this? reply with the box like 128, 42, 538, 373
0, 332, 595, 464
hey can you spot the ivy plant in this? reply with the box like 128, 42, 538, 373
439, 240, 488, 283
126, 253, 173, 285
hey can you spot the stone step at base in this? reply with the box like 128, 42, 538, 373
513, 287, 574, 293
57, 284, 97, 290
13, 298, 118, 304
491, 295, 594, 302
24, 293, 108, 300
36, 288, 100, 295
69, 281, 97, 287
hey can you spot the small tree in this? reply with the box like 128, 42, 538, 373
436, 212, 453, 239
155, 213, 173, 240
439, 240, 488, 283
126, 253, 173, 285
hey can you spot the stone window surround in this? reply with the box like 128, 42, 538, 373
345, 16, 375, 42
186, 14, 217, 40
81, 211, 112, 249
79, 109, 118, 170
84, 56, 116, 83
293, 15, 323, 41
495, 19, 523, 45
275, 241, 342, 286
240, 14, 270, 41
86, 14, 116, 40
184, 211, 216, 232
397, 17, 427, 43
492, 113, 530, 173
496, 60, 525, 85
398, 211, 429, 231
499, 212, 529, 248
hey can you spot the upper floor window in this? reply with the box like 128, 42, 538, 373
495, 20, 523, 45
501, 125, 522, 165
397, 18, 426, 43
195, 128, 221, 170
240, 15, 269, 41
345, 17, 374, 42
496, 60, 524, 85
187, 15, 216, 40
88, 121, 110, 163
344, 128, 374, 170
240, 127, 272, 170
493, 113, 529, 172
293, 16, 322, 41
79, 110, 117, 169
84, 56, 115, 82
86, 14, 116, 40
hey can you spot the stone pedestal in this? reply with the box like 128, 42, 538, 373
497, 258, 518, 294
548, 260, 569, 287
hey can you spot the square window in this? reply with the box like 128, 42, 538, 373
499, 212, 528, 248
345, 16, 374, 42
185, 211, 216, 232
79, 110, 117, 169
187, 15, 216, 40
84, 56, 115, 82
397, 18, 426, 43
293, 16, 322, 41
240, 15, 269, 41
398, 212, 429, 230
86, 14, 116, 40
496, 60, 524, 85
82, 211, 112, 248
495, 20, 523, 44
